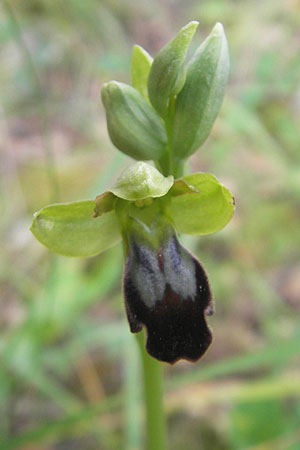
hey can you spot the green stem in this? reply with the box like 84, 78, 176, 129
136, 94, 188, 450
156, 95, 185, 178
155, 156, 185, 178
136, 331, 166, 450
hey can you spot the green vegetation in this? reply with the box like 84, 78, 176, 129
1, 0, 300, 449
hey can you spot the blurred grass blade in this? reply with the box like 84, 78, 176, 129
0, 395, 122, 450
124, 334, 143, 450
168, 335, 300, 388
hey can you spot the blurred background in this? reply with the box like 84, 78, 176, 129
1, 0, 300, 449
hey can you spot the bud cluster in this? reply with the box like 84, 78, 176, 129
101, 22, 230, 177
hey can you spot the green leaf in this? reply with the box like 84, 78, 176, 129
109, 162, 173, 201
147, 21, 199, 118
101, 81, 167, 161
172, 23, 230, 159
131, 44, 153, 102
170, 172, 234, 234
30, 201, 121, 257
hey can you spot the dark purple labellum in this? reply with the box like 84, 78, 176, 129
123, 225, 213, 364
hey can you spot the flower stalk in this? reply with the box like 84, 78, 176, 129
136, 330, 166, 450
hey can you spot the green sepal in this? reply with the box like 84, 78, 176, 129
101, 81, 167, 161
170, 172, 234, 234
147, 21, 199, 118
172, 23, 230, 159
109, 162, 174, 201
30, 201, 121, 257
94, 192, 116, 218
131, 44, 153, 102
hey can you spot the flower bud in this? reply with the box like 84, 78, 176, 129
101, 81, 167, 161
172, 23, 230, 159
131, 44, 153, 102
147, 21, 199, 118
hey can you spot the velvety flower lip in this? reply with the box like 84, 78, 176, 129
123, 223, 213, 364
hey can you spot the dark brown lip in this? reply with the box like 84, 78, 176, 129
123, 230, 213, 364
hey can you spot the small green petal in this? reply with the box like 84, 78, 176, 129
170, 172, 234, 234
94, 192, 116, 218
131, 44, 153, 102
109, 162, 174, 201
30, 201, 121, 257
169, 179, 200, 196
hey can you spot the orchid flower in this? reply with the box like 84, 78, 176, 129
31, 162, 234, 363
31, 21, 233, 364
